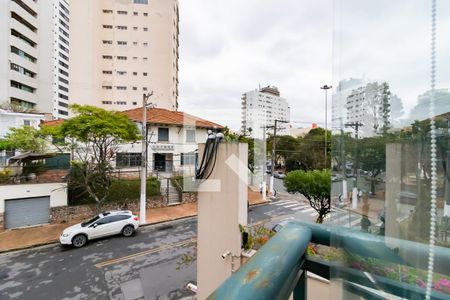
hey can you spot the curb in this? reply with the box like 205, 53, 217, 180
0, 201, 270, 254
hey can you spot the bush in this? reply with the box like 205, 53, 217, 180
0, 168, 11, 183
68, 177, 160, 205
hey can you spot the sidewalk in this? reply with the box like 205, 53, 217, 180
0, 190, 268, 253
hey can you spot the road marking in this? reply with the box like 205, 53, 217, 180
283, 203, 304, 208
300, 208, 315, 213
95, 238, 197, 268
273, 201, 297, 206
291, 205, 310, 211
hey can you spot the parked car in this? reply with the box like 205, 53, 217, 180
59, 210, 139, 248
274, 171, 286, 179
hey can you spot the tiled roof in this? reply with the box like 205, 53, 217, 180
41, 119, 64, 126
122, 107, 223, 129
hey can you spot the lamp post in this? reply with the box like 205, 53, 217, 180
140, 92, 153, 224
320, 85, 332, 166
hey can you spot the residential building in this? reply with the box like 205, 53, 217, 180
241, 86, 290, 138
69, 0, 179, 112
288, 123, 318, 138
408, 88, 450, 122
331, 78, 365, 128
120, 107, 223, 175
0, 109, 45, 138
0, 0, 70, 119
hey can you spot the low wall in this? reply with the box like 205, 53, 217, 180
0, 213, 3, 229
51, 193, 197, 224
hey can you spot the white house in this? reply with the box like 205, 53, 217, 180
0, 109, 45, 138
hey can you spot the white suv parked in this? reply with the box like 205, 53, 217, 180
60, 210, 139, 248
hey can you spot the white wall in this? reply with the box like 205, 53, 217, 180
0, 182, 68, 213
0, 111, 44, 137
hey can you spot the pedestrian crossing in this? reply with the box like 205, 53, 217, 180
269, 199, 361, 227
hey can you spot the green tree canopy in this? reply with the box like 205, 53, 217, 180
4, 125, 48, 153
284, 169, 331, 223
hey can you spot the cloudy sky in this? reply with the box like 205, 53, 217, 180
178, 0, 450, 131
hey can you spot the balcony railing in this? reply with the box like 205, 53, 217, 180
208, 221, 450, 300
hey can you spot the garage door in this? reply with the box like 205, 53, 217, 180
5, 197, 50, 229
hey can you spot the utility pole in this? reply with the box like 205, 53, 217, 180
270, 119, 289, 195
345, 121, 363, 209
321, 85, 332, 165
140, 92, 153, 224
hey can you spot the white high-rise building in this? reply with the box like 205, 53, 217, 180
0, 0, 70, 119
69, 0, 179, 112
241, 86, 290, 138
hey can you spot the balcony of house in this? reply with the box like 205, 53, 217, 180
0, 153, 70, 185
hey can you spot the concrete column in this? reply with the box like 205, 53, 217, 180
385, 143, 402, 239
197, 143, 248, 300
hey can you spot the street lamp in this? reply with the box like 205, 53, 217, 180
140, 92, 154, 225
320, 85, 332, 165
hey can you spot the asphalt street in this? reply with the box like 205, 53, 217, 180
0, 186, 364, 300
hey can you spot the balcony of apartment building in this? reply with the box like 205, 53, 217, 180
10, 0, 38, 29
10, 13, 38, 43
9, 81, 37, 105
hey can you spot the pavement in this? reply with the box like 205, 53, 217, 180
0, 188, 269, 253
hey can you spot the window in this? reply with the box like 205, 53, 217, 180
186, 130, 196, 143
10, 46, 36, 62
117, 41, 127, 45
102, 101, 112, 105
133, 27, 138, 31
134, 0, 148, 4
23, 120, 31, 126
181, 153, 197, 165
133, 57, 138, 60
158, 128, 169, 142
143, 57, 148, 61
103, 40, 112, 44
132, 87, 138, 91
117, 56, 127, 60
117, 11, 127, 15
132, 102, 137, 105
59, 85, 69, 92
143, 72, 148, 76
102, 86, 112, 90
133, 72, 137, 76
116, 26, 127, 30
144, 13, 148, 16
116, 86, 127, 90
10, 80, 34, 93
103, 70, 112, 74
103, 25, 113, 29
116, 101, 127, 105
117, 71, 127, 75
103, 10, 113, 14
59, 93, 68, 100
116, 153, 141, 167
143, 27, 148, 31
133, 12, 138, 16
103, 55, 112, 59
10, 63, 35, 78
133, 42, 138, 46
143, 87, 147, 91
143, 42, 148, 46
58, 110, 68, 116
58, 101, 68, 108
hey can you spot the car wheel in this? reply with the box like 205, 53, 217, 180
122, 225, 135, 237
72, 234, 87, 248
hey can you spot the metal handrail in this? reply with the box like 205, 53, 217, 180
208, 221, 450, 300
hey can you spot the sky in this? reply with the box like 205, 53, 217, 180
178, 0, 450, 131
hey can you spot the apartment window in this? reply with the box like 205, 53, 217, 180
133, 57, 138, 60
58, 101, 69, 108
132, 87, 138, 91
102, 101, 112, 105
133, 27, 138, 31
116, 153, 141, 168
117, 41, 127, 45
59, 77, 69, 84
181, 153, 196, 165
59, 27, 69, 38
143, 42, 148, 46
186, 130, 196, 143
116, 26, 127, 30
117, 71, 127, 75
59, 20, 69, 30
116, 86, 127, 90
144, 13, 148, 16
11, 80, 34, 93
10, 46, 36, 62
133, 12, 138, 16
143, 72, 148, 76
10, 63, 35, 78
117, 56, 127, 60
117, 11, 127, 15
58, 93, 68, 100
23, 120, 31, 126
103, 70, 112, 74
143, 57, 148, 61
11, 29, 36, 47
59, 85, 69, 92
134, 0, 149, 4
133, 72, 138, 76
132, 102, 137, 105
103, 9, 113, 14
133, 42, 138, 46
102, 86, 112, 90
59, 68, 69, 76
103, 40, 112, 44
143, 87, 148, 91
103, 55, 113, 59
158, 128, 169, 142
117, 101, 127, 105
58, 110, 69, 116
103, 25, 113, 29
143, 27, 148, 31
59, 52, 69, 61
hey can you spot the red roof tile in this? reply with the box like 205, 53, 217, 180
121, 107, 223, 129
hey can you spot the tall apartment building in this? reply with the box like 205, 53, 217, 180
69, 0, 179, 112
241, 86, 290, 138
0, 0, 70, 119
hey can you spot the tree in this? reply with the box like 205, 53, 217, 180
43, 105, 140, 207
380, 82, 392, 135
284, 169, 331, 223
223, 126, 255, 172
359, 136, 387, 195
4, 125, 48, 153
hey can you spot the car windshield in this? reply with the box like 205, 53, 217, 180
81, 215, 100, 227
